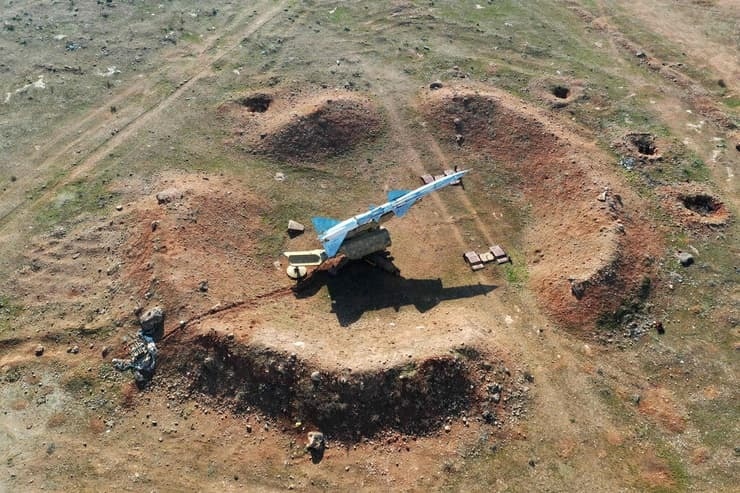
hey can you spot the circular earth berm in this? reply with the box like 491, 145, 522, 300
101, 173, 529, 441
119, 173, 279, 309
419, 84, 662, 331
528, 77, 585, 108
656, 183, 731, 229
159, 329, 528, 440
221, 90, 384, 162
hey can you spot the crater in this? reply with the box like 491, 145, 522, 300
681, 194, 721, 216
551, 85, 570, 99
627, 132, 657, 156
238, 93, 273, 113
528, 77, 585, 108
657, 183, 730, 228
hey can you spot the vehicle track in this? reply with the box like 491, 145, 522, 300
0, 0, 289, 237
364, 63, 499, 256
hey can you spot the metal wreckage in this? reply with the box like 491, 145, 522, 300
112, 330, 158, 383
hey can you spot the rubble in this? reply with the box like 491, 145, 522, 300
306, 431, 325, 450
287, 220, 305, 237
140, 307, 165, 340
112, 330, 158, 383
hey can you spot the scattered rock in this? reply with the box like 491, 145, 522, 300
310, 371, 321, 383
155, 188, 183, 205
115, 205, 123, 211
198, 280, 209, 292
306, 431, 325, 451
287, 220, 305, 237
140, 307, 165, 340
429, 80, 443, 90
102, 346, 111, 358
67, 345, 80, 354
677, 251, 694, 267
34, 345, 44, 357
444, 425, 451, 432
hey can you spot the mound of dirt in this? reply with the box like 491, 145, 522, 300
161, 328, 526, 440
420, 85, 662, 330
119, 173, 281, 324
656, 183, 731, 229
222, 91, 384, 162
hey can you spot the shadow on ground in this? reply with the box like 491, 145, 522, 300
295, 260, 496, 326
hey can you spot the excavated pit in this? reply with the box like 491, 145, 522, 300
102, 172, 527, 440
628, 132, 657, 156
552, 85, 571, 99
528, 77, 585, 108
239, 93, 273, 113
420, 85, 662, 331
161, 332, 522, 440
682, 194, 721, 216
657, 183, 730, 228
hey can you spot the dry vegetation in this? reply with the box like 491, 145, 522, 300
0, 1, 737, 492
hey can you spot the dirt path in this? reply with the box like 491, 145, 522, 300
0, 0, 289, 242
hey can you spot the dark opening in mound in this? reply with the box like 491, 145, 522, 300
629, 133, 657, 155
681, 194, 721, 216
239, 93, 273, 112
551, 85, 570, 99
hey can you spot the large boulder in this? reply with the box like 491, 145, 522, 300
140, 307, 165, 340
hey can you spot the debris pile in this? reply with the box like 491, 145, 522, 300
112, 331, 158, 383
463, 245, 510, 271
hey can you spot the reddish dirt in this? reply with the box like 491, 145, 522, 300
656, 183, 732, 229
639, 449, 678, 489
638, 386, 687, 433
119, 173, 279, 322
419, 84, 662, 330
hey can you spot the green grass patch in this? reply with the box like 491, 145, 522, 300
652, 442, 689, 493
503, 261, 527, 286
722, 97, 740, 109
33, 178, 117, 232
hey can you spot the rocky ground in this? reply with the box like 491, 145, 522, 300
0, 1, 737, 491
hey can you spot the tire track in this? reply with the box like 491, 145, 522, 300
0, 0, 289, 237
363, 64, 498, 253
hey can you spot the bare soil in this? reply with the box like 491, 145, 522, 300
0, 1, 737, 492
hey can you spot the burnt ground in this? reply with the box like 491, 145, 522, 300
0, 1, 738, 492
